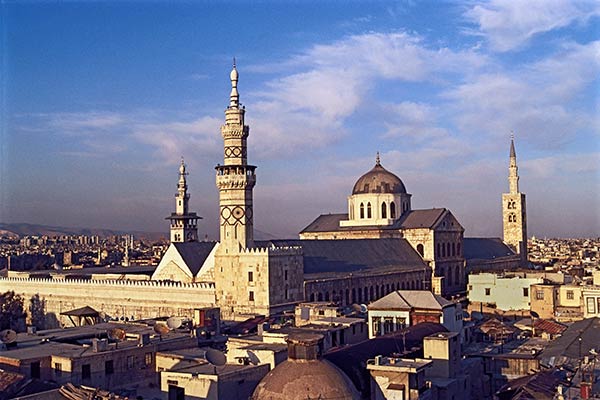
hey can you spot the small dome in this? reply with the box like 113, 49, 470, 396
230, 65, 239, 81
352, 157, 406, 195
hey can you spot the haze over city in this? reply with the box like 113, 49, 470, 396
1, 1, 599, 239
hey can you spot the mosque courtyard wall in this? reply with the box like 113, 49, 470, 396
0, 277, 216, 328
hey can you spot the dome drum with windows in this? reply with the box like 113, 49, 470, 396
341, 153, 412, 228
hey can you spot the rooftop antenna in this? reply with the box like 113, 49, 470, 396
0, 329, 17, 344
167, 316, 182, 330
205, 348, 227, 374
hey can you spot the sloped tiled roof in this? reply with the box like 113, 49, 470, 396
398, 209, 447, 229
173, 241, 216, 276
533, 319, 567, 335
258, 239, 429, 279
463, 237, 515, 260
300, 214, 347, 233
300, 208, 450, 234
369, 290, 451, 310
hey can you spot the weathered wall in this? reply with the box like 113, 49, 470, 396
0, 277, 216, 328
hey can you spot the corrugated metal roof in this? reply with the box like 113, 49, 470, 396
463, 237, 515, 260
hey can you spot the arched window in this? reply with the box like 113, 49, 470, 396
417, 244, 424, 257
446, 243, 451, 257
457, 243, 461, 256
367, 202, 372, 218
332, 290, 336, 302
452, 243, 456, 256
369, 286, 374, 301
364, 287, 368, 302
447, 268, 453, 286
352, 288, 356, 303
360, 203, 365, 219
325, 291, 330, 301
455, 267, 460, 286
345, 289, 350, 305
375, 285, 380, 299
390, 202, 396, 218
310, 293, 315, 302
437, 243, 441, 257
442, 243, 446, 257
381, 202, 387, 218
318, 292, 323, 301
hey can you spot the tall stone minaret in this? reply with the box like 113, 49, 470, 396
166, 158, 200, 242
502, 136, 528, 265
215, 61, 256, 252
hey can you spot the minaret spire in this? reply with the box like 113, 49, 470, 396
508, 133, 519, 194
375, 152, 381, 166
166, 158, 201, 243
216, 62, 255, 250
502, 134, 528, 266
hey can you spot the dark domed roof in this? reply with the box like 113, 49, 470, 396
251, 358, 360, 400
352, 156, 406, 195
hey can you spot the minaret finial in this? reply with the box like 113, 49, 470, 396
229, 59, 240, 107
375, 151, 381, 166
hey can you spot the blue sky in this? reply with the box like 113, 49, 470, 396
1, 0, 599, 239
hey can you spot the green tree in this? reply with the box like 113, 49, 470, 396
0, 291, 26, 331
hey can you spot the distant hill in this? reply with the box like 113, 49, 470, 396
0, 222, 168, 241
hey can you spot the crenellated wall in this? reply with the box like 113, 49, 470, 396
0, 277, 216, 328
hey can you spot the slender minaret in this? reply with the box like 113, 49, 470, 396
166, 158, 200, 242
502, 136, 528, 265
215, 60, 256, 252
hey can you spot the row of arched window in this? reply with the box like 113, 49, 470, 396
436, 242, 461, 258
507, 200, 517, 209
440, 265, 462, 287
357, 201, 398, 220
508, 213, 517, 222
307, 279, 425, 306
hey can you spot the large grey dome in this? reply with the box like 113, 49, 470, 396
352, 160, 406, 195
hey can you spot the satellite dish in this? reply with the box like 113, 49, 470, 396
0, 329, 17, 344
530, 310, 540, 319
247, 350, 260, 365
359, 304, 368, 313
107, 328, 126, 341
167, 316, 182, 330
205, 348, 226, 366
154, 323, 170, 336
351, 304, 362, 313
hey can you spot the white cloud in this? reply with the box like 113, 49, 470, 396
465, 0, 600, 51
248, 31, 487, 158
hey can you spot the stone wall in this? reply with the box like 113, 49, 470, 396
0, 277, 216, 328
304, 267, 431, 306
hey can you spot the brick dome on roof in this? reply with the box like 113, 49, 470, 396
352, 156, 406, 195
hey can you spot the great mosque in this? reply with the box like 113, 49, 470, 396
0, 64, 527, 325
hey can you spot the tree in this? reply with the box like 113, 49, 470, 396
30, 294, 46, 330
0, 291, 26, 331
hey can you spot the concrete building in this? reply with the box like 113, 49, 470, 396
468, 273, 543, 311
367, 290, 463, 339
